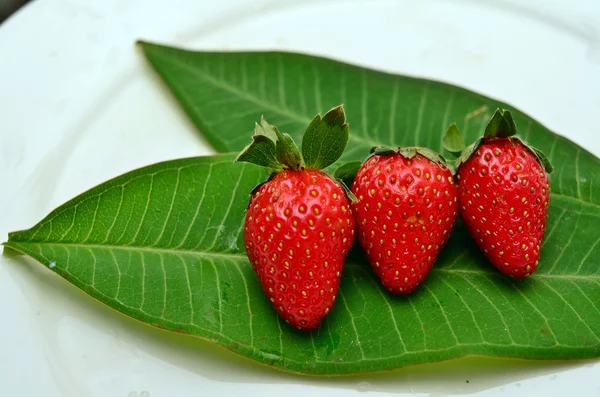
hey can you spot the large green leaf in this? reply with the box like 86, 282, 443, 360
137, 41, 599, 208
5, 44, 600, 375
6, 152, 600, 375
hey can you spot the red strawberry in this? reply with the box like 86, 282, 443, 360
236, 106, 355, 330
446, 109, 552, 278
244, 170, 354, 329
350, 147, 458, 294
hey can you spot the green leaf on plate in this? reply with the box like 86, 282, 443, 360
5, 152, 600, 375
137, 40, 599, 204
5, 44, 600, 375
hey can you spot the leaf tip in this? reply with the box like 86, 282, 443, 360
135, 39, 160, 55
322, 105, 347, 127
1, 244, 22, 257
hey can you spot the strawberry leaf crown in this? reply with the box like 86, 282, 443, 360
484, 108, 518, 138
370, 146, 448, 167
442, 108, 553, 174
235, 105, 349, 172
235, 105, 356, 201
332, 146, 450, 188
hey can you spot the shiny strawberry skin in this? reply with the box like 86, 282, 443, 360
457, 138, 550, 278
243, 169, 355, 330
351, 153, 458, 294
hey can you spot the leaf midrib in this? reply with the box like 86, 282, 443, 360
9, 241, 598, 281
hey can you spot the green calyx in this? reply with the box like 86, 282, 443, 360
235, 117, 302, 171
236, 105, 355, 202
235, 105, 350, 174
529, 145, 554, 173
370, 145, 449, 168
441, 108, 553, 174
484, 108, 518, 139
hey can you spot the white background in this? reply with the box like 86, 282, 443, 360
0, 0, 599, 396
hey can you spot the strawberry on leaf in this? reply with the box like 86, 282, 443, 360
235, 106, 355, 330
348, 146, 458, 295
443, 108, 553, 278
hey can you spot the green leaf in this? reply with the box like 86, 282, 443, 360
442, 123, 466, 155
136, 41, 598, 205
301, 105, 349, 170
5, 153, 600, 376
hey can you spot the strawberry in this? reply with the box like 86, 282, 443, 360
236, 106, 355, 330
244, 170, 354, 330
444, 109, 553, 278
349, 147, 458, 294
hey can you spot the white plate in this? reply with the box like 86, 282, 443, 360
1, 0, 599, 396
